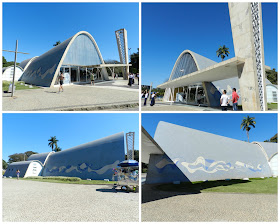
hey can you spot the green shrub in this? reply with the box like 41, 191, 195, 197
25, 176, 81, 182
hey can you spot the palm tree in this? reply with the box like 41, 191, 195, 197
216, 45, 230, 61
240, 116, 256, 142
55, 146, 62, 152
53, 41, 61, 46
48, 136, 58, 151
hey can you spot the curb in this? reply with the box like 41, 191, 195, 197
58, 103, 139, 111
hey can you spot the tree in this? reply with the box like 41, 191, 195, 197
53, 41, 61, 46
264, 133, 278, 143
3, 56, 7, 67
25, 151, 37, 158
55, 146, 62, 152
129, 48, 139, 73
240, 116, 256, 142
151, 88, 165, 97
8, 153, 25, 163
104, 59, 123, 77
266, 68, 277, 85
216, 45, 230, 61
3, 159, 8, 169
2, 56, 19, 67
48, 136, 58, 151
7, 151, 38, 164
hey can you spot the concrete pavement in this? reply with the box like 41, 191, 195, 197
142, 184, 277, 222
3, 80, 139, 111
3, 178, 139, 222
141, 99, 220, 111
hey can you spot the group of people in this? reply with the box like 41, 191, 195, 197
142, 90, 157, 106
220, 88, 239, 111
128, 73, 139, 86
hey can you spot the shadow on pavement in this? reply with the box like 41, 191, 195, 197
44, 91, 57, 93
142, 179, 249, 204
142, 183, 200, 204
96, 188, 130, 193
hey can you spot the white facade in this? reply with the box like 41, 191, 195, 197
269, 154, 278, 177
24, 161, 43, 177
266, 84, 278, 103
2, 66, 23, 81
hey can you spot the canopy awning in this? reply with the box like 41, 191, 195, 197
158, 57, 245, 89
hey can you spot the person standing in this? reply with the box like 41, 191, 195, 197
90, 72, 94, 85
220, 90, 230, 111
58, 72, 64, 93
128, 73, 133, 86
232, 88, 239, 111
150, 92, 157, 106
144, 90, 149, 106
16, 169, 20, 180
132, 73, 135, 85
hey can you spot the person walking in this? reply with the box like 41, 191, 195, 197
16, 169, 20, 180
220, 90, 230, 111
232, 88, 239, 111
144, 90, 149, 106
58, 72, 64, 93
150, 92, 157, 106
90, 72, 94, 85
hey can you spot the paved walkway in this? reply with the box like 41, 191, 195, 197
141, 99, 220, 111
142, 184, 277, 222
3, 179, 139, 222
3, 80, 139, 111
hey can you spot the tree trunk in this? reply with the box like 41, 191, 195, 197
247, 131, 249, 142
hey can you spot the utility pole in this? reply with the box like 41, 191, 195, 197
3, 40, 29, 97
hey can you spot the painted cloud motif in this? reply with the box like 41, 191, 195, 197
47, 160, 120, 175
155, 156, 262, 174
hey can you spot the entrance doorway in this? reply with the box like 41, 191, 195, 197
175, 84, 208, 106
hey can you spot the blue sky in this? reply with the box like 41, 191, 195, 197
3, 113, 139, 162
142, 3, 278, 87
3, 3, 139, 63
142, 113, 277, 143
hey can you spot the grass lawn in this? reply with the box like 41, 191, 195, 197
156, 177, 277, 194
268, 103, 278, 110
2, 81, 40, 92
17, 177, 117, 185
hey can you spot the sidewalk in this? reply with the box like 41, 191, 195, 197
141, 99, 220, 111
3, 80, 139, 111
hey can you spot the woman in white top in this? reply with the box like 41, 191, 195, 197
144, 90, 149, 106
220, 90, 230, 111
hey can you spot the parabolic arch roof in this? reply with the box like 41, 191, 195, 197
19, 56, 39, 71
143, 121, 276, 183
253, 142, 278, 161
42, 132, 125, 180
19, 31, 105, 87
27, 151, 55, 165
169, 50, 217, 81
